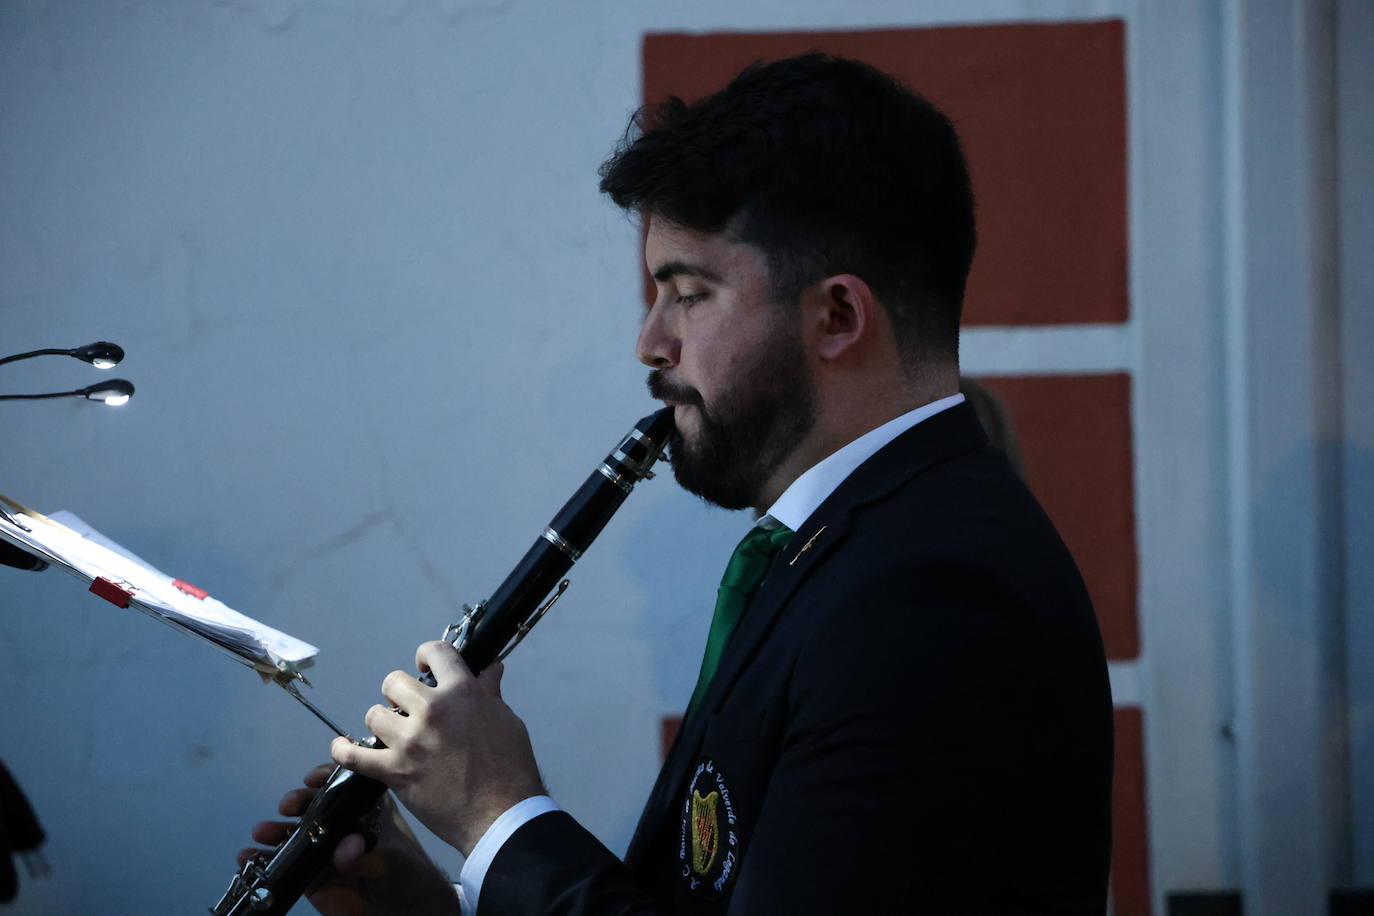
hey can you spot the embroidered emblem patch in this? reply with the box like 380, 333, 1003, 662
679, 758, 738, 899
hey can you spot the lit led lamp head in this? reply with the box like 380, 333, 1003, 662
0, 342, 134, 406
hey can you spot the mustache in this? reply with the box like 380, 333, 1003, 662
646, 370, 704, 408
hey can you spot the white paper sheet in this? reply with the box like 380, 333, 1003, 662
0, 495, 317, 676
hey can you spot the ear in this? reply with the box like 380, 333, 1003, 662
808, 274, 880, 362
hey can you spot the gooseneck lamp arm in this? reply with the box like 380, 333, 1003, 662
0, 348, 70, 367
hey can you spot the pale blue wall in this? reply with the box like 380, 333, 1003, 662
1337, 0, 1374, 887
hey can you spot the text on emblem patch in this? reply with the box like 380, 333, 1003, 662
679, 758, 739, 899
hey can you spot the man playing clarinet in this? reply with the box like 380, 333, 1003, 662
247, 53, 1113, 915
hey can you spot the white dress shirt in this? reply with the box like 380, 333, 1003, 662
455, 393, 967, 915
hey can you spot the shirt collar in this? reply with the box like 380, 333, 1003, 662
762, 393, 966, 532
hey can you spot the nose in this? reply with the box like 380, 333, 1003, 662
636, 300, 679, 369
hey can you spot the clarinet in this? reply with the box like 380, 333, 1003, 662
211, 408, 675, 915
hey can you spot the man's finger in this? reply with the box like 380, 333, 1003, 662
277, 787, 315, 816
331, 832, 367, 873
478, 660, 506, 698
251, 820, 295, 846
364, 703, 407, 746
415, 639, 471, 684
380, 669, 427, 712
236, 847, 264, 869
332, 735, 384, 779
303, 762, 336, 787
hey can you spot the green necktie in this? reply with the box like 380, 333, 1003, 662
685, 523, 794, 722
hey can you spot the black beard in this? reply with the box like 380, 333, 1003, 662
646, 333, 815, 511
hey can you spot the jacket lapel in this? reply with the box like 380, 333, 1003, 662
625, 504, 850, 865
625, 403, 990, 866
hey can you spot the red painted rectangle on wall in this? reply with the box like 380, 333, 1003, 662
1112, 706, 1152, 915
975, 372, 1139, 660
642, 21, 1128, 326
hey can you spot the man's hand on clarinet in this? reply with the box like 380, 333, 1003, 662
239, 763, 458, 916
331, 641, 546, 858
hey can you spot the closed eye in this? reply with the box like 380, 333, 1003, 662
677, 292, 707, 306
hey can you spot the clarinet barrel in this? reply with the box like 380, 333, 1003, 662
210, 408, 674, 916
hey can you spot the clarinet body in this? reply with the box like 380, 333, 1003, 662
211, 408, 675, 915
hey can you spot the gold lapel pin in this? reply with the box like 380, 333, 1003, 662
789, 525, 827, 566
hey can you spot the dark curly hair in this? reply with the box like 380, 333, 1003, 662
599, 53, 976, 366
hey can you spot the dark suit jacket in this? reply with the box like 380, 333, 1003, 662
481, 404, 1113, 914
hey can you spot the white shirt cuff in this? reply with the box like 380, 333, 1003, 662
456, 795, 562, 916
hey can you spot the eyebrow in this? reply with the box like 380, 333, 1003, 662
651, 260, 724, 284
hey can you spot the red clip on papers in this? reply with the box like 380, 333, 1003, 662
90, 576, 133, 608
172, 579, 209, 600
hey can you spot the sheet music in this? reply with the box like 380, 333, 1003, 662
0, 493, 317, 677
